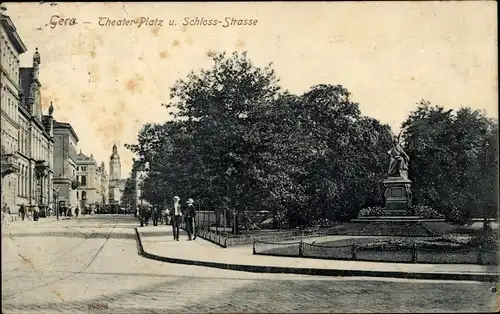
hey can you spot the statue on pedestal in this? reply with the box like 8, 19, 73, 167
387, 134, 409, 179
382, 132, 412, 212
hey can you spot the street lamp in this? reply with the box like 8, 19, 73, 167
54, 187, 59, 220
137, 153, 149, 227
482, 141, 490, 234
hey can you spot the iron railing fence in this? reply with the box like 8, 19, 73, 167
253, 240, 498, 265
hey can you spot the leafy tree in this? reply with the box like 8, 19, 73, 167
126, 51, 395, 231
120, 175, 137, 211
401, 100, 498, 224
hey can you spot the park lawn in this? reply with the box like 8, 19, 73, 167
422, 221, 499, 237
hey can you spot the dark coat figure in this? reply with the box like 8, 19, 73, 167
151, 206, 160, 226
139, 206, 150, 227
75, 207, 80, 218
184, 198, 196, 240
19, 205, 26, 221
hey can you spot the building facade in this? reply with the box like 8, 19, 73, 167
1, 11, 54, 216
1, 11, 26, 214
18, 49, 55, 215
108, 143, 126, 206
53, 120, 79, 212
75, 151, 107, 212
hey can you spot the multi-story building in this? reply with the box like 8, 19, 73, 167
75, 151, 107, 212
53, 120, 79, 213
1, 9, 26, 214
108, 143, 126, 209
18, 50, 55, 216
1, 10, 54, 216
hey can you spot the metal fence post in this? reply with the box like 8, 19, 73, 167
351, 244, 357, 261
412, 242, 417, 263
253, 240, 256, 254
299, 240, 303, 257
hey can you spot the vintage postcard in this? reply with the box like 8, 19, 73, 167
1, 1, 498, 313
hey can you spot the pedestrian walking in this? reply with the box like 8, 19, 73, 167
139, 205, 148, 227
164, 207, 171, 225
75, 207, 80, 218
19, 204, 26, 221
33, 206, 39, 221
2, 203, 10, 229
152, 205, 160, 226
172, 196, 182, 241
185, 198, 197, 240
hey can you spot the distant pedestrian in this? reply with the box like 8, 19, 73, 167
19, 204, 26, 221
152, 206, 160, 226
145, 207, 151, 226
164, 207, 171, 225
2, 203, 10, 228
184, 198, 197, 240
172, 196, 182, 241
33, 206, 39, 221
75, 207, 80, 218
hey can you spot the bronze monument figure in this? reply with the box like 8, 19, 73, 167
387, 134, 409, 179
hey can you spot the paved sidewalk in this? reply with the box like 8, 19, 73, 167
2, 215, 60, 230
137, 226, 499, 282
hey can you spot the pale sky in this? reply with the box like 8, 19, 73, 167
4, 1, 498, 177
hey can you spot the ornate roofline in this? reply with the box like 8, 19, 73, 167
0, 12, 28, 54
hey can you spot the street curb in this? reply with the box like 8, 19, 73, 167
133, 228, 499, 282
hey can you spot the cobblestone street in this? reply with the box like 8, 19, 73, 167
2, 215, 497, 313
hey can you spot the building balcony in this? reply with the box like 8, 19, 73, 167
34, 160, 49, 179
1, 152, 19, 177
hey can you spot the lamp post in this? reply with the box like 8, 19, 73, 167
137, 153, 148, 227
54, 187, 59, 220
482, 141, 490, 234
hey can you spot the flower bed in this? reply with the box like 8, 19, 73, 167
357, 238, 466, 251
358, 205, 444, 219
326, 222, 435, 237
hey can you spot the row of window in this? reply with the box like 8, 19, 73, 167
17, 126, 28, 155
1, 37, 20, 83
32, 131, 50, 163
76, 175, 87, 186
16, 163, 33, 198
1, 128, 51, 162
77, 166, 87, 171
1, 130, 17, 154
76, 190, 87, 200
1, 85, 18, 123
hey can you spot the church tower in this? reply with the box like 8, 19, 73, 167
109, 143, 121, 180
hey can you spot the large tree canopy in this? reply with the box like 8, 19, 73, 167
124, 52, 497, 229
401, 101, 498, 223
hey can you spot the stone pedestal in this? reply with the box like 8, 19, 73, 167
382, 176, 412, 214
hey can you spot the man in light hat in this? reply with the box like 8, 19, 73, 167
185, 198, 197, 240
172, 196, 182, 241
